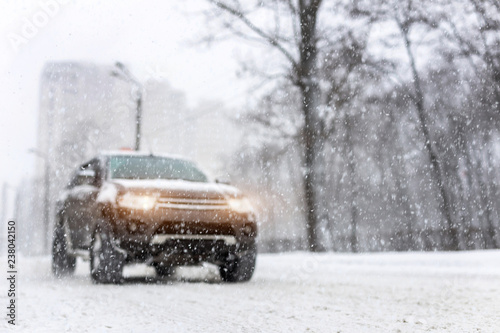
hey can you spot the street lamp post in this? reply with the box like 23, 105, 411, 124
28, 148, 50, 254
111, 62, 143, 151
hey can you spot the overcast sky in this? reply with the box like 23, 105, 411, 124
0, 0, 254, 213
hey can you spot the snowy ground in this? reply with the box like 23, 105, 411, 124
1, 250, 499, 332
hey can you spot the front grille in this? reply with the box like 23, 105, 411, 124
156, 221, 236, 236
156, 197, 228, 210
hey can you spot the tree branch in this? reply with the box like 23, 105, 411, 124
208, 0, 298, 70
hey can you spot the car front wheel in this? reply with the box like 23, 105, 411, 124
219, 243, 257, 282
153, 262, 175, 278
90, 226, 125, 284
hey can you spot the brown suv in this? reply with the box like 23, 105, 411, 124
52, 152, 257, 283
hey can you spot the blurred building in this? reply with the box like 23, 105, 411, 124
142, 80, 241, 176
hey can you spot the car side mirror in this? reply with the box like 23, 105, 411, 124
76, 169, 96, 186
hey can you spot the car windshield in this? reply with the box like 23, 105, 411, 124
109, 155, 208, 182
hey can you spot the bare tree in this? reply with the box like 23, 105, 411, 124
446, 0, 500, 112
353, 0, 463, 249
204, 0, 329, 250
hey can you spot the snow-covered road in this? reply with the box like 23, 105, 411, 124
2, 250, 500, 332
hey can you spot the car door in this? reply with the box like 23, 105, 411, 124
64, 159, 102, 249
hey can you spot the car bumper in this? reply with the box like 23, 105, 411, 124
104, 205, 257, 264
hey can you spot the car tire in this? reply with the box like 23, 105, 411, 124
219, 243, 257, 283
153, 263, 175, 277
52, 216, 76, 277
90, 226, 125, 284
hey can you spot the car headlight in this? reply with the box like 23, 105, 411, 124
117, 193, 157, 210
228, 197, 253, 213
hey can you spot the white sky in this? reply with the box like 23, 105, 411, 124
0, 0, 253, 211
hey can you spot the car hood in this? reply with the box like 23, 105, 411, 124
97, 178, 241, 203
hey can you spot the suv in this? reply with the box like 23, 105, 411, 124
52, 152, 257, 283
